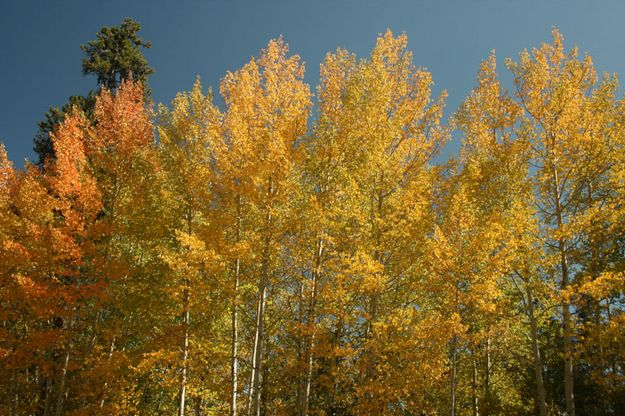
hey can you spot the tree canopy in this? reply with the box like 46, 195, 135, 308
1, 27, 624, 416
33, 17, 153, 165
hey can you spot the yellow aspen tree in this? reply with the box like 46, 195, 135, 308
211, 75, 258, 416
455, 53, 545, 415
298, 48, 360, 415
426, 173, 517, 415
563, 52, 625, 413
305, 30, 448, 414
276, 47, 360, 416
507, 29, 622, 415
218, 37, 311, 416
158, 78, 223, 416
589, 93, 625, 405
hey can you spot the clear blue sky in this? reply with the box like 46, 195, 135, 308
2, 0, 625, 166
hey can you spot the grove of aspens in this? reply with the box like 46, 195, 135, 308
1, 21, 624, 416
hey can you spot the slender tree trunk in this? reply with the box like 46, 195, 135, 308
296, 282, 306, 415
299, 238, 322, 416
11, 369, 18, 416
302, 330, 315, 416
561, 246, 575, 416
231, 258, 240, 416
247, 279, 268, 416
450, 336, 457, 416
450, 277, 461, 416
485, 337, 491, 406
99, 337, 116, 409
249, 181, 273, 416
526, 285, 548, 416
472, 353, 479, 416
195, 396, 202, 415
552, 166, 575, 416
249, 285, 267, 416
179, 288, 190, 416
231, 197, 242, 416
261, 337, 270, 416
54, 348, 70, 416
246, 290, 262, 416
42, 373, 53, 416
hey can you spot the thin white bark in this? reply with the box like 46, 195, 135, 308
54, 348, 70, 416
552, 165, 575, 416
247, 286, 267, 416
472, 353, 479, 416
178, 288, 190, 416
298, 238, 323, 416
248, 180, 273, 416
99, 337, 116, 409
231, 196, 242, 416
450, 336, 457, 416
526, 285, 548, 416
231, 256, 240, 416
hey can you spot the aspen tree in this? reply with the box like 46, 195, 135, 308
158, 79, 222, 416
218, 38, 311, 416
507, 29, 619, 415
308, 30, 447, 414
456, 53, 546, 415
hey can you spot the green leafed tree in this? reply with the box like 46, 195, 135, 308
81, 17, 154, 94
34, 17, 153, 165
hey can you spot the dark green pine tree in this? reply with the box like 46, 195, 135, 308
34, 17, 154, 165
80, 17, 154, 94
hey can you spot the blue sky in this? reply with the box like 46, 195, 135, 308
2, 0, 625, 166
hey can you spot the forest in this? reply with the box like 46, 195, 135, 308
1, 19, 624, 416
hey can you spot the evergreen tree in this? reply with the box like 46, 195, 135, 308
34, 18, 153, 165
81, 17, 154, 94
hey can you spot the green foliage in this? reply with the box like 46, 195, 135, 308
33, 18, 153, 165
81, 17, 154, 93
